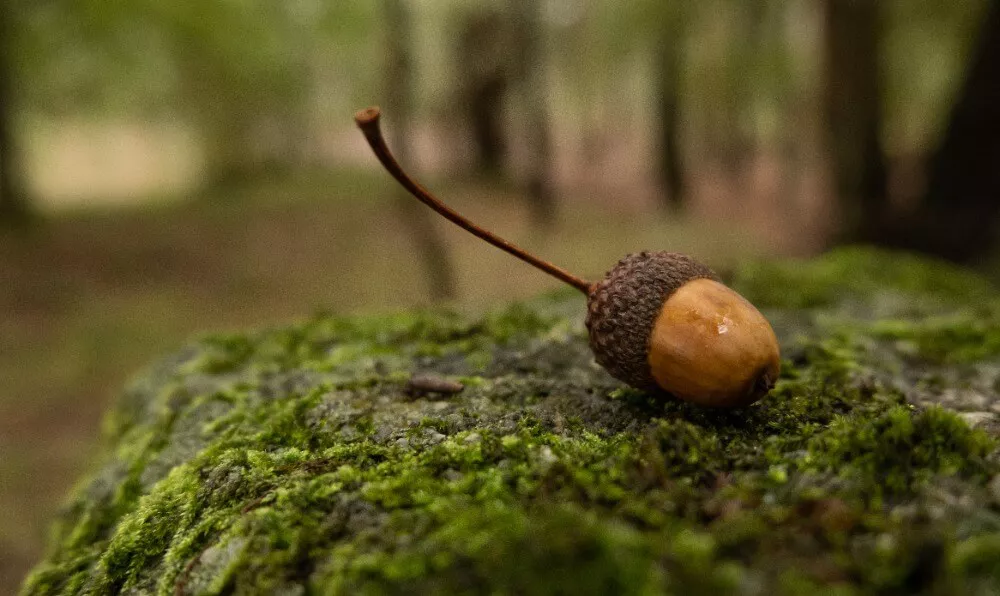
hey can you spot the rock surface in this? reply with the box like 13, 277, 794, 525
21, 248, 1000, 594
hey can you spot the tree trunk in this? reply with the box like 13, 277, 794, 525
0, 8, 29, 225
509, 0, 555, 228
899, 0, 1000, 262
469, 79, 506, 172
172, 13, 310, 192
457, 12, 509, 174
853, 0, 1000, 262
384, 0, 456, 301
823, 0, 887, 238
654, 21, 685, 213
174, 49, 271, 191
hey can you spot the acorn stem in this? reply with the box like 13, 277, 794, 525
355, 106, 592, 295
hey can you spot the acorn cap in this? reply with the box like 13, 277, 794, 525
585, 251, 718, 392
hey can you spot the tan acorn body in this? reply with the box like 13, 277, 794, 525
355, 107, 781, 409
647, 278, 780, 407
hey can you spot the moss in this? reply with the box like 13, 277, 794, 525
804, 405, 995, 497
869, 316, 1000, 364
21, 247, 1000, 595
731, 246, 995, 310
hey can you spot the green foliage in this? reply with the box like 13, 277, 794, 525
883, 0, 991, 153
10, 0, 379, 124
20, 248, 1000, 594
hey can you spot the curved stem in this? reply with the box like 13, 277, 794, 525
355, 106, 592, 294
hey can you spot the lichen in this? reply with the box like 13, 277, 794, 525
21, 248, 1000, 595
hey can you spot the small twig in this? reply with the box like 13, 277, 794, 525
406, 374, 465, 397
240, 492, 273, 514
354, 106, 593, 294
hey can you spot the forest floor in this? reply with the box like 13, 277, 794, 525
0, 165, 796, 592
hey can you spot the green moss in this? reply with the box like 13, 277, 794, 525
732, 246, 995, 309
805, 405, 995, 497
869, 315, 1000, 364
21, 248, 1000, 595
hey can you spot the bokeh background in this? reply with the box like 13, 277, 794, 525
2, 0, 997, 589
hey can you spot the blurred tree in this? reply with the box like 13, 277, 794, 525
0, 7, 29, 225
681, 3, 763, 175
153, 3, 312, 188
1, 0, 158, 224
823, 0, 888, 237
600, 0, 798, 211
455, 9, 510, 174
882, 0, 988, 162
921, 0, 1000, 259
653, 8, 686, 212
384, 0, 456, 300
12, 0, 328, 192
509, 0, 555, 227
570, 0, 691, 211
721, 4, 764, 171
873, 0, 1000, 262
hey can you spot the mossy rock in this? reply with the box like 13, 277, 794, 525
21, 247, 1000, 595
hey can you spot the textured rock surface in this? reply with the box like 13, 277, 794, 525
21, 248, 1000, 594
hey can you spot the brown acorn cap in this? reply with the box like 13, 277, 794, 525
585, 251, 719, 392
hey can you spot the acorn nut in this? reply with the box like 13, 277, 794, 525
586, 252, 780, 408
355, 106, 781, 409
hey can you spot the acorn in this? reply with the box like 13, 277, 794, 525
355, 106, 780, 408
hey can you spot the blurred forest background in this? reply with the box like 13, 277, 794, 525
2, 0, 998, 589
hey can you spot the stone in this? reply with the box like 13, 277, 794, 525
20, 248, 1000, 595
